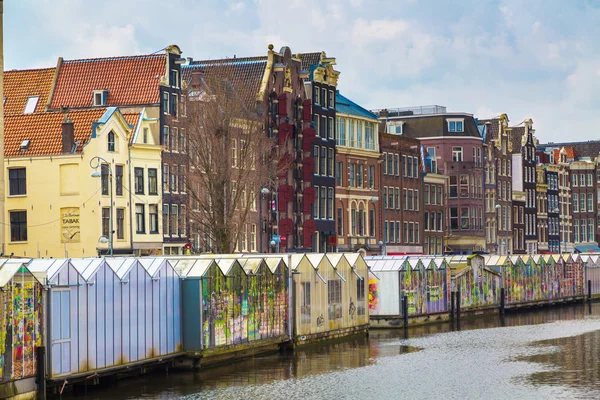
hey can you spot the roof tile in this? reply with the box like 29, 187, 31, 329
5, 109, 106, 157
4, 67, 56, 116
50, 54, 166, 109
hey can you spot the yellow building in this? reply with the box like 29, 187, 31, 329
4, 107, 162, 257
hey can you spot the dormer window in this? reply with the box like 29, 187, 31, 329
24, 96, 39, 114
447, 118, 464, 132
387, 121, 403, 135
20, 140, 30, 152
93, 90, 108, 106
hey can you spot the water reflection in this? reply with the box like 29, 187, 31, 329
60, 303, 600, 400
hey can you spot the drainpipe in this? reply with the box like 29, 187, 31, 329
288, 253, 294, 340
128, 144, 134, 255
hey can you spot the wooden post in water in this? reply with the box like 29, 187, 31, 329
450, 291, 455, 321
588, 279, 592, 303
500, 287, 505, 315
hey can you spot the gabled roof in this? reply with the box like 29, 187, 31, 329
336, 91, 378, 120
0, 259, 36, 288
50, 54, 166, 109
478, 118, 500, 144
4, 67, 56, 116
509, 126, 525, 153
297, 52, 322, 71
184, 57, 268, 104
384, 113, 482, 139
538, 140, 600, 160
26, 258, 70, 283
4, 108, 106, 157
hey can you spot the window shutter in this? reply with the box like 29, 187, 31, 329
303, 99, 312, 122
278, 93, 287, 116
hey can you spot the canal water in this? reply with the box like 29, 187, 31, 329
64, 303, 600, 400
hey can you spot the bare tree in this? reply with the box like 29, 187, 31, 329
185, 66, 284, 254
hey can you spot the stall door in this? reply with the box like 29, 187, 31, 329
51, 290, 71, 375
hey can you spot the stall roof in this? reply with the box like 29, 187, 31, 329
185, 259, 219, 278
484, 255, 500, 266
70, 258, 105, 281
215, 258, 245, 276
432, 257, 447, 269
26, 258, 70, 284
105, 257, 139, 280
290, 254, 309, 271
366, 257, 406, 272
588, 255, 600, 265
543, 254, 556, 263
169, 258, 198, 276
405, 258, 423, 270
326, 253, 345, 267
532, 254, 543, 264
239, 258, 264, 275
305, 253, 329, 270
0, 258, 36, 287
509, 255, 523, 265
138, 257, 178, 277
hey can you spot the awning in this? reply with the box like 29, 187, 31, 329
574, 244, 600, 253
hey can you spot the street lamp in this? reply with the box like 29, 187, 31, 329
90, 156, 113, 256
259, 187, 270, 253
371, 196, 386, 256
495, 204, 508, 256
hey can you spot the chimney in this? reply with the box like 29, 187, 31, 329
190, 68, 203, 88
379, 109, 389, 118
62, 120, 74, 153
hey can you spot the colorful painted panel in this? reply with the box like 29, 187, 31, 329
455, 267, 499, 309
0, 270, 43, 381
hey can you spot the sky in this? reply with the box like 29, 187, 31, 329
4, 0, 600, 143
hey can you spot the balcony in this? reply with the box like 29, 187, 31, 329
445, 161, 481, 173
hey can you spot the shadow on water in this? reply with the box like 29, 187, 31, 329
58, 302, 600, 399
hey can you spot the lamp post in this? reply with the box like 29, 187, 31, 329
90, 156, 113, 256
259, 187, 270, 253
371, 195, 386, 256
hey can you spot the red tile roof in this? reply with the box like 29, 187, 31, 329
4, 67, 56, 116
122, 112, 141, 143
4, 109, 106, 157
50, 54, 166, 109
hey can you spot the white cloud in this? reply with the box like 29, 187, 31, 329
352, 19, 409, 45
228, 2, 245, 12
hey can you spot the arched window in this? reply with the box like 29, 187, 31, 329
107, 131, 115, 152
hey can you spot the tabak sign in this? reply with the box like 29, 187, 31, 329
61, 207, 81, 243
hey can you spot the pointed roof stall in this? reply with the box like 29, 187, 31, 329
168, 257, 200, 277
403, 257, 425, 272
364, 256, 407, 276
447, 255, 470, 275
543, 254, 558, 265
306, 253, 338, 282
484, 255, 500, 267
104, 257, 139, 280
70, 258, 106, 282
26, 258, 71, 285
420, 258, 436, 270
432, 257, 448, 270
586, 254, 600, 267
138, 257, 180, 279
183, 258, 220, 278
532, 254, 544, 267
344, 253, 369, 281
326, 253, 350, 283
0, 258, 38, 287
509, 255, 525, 268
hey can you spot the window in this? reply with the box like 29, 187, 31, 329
250, 224, 257, 252
163, 165, 169, 192
314, 145, 320, 175
162, 92, 169, 114
314, 86, 320, 105
8, 168, 26, 196
369, 209, 375, 236
337, 208, 343, 236
448, 119, 464, 132
112, 165, 123, 196
460, 175, 469, 198
382, 153, 387, 175
171, 205, 178, 235
395, 188, 400, 209
336, 162, 343, 186
170, 69, 179, 87
328, 148, 334, 177
170, 128, 176, 151
321, 88, 327, 107
349, 163, 355, 187
320, 147, 326, 176
588, 174, 593, 187
327, 117, 333, 139
315, 186, 320, 218
452, 147, 463, 162
402, 155, 407, 177
357, 277, 365, 304
589, 219, 594, 242
101, 164, 109, 196
117, 208, 125, 239
10, 211, 27, 241
573, 174, 578, 187
461, 208, 469, 229
134, 168, 144, 194
301, 282, 311, 324
337, 117, 346, 146
327, 188, 333, 219
136, 204, 145, 233
143, 127, 149, 144
107, 131, 115, 152
425, 185, 430, 205
163, 126, 169, 147
574, 194, 579, 213
320, 187, 326, 219
365, 123, 375, 150
170, 165, 177, 192
589, 194, 594, 212
179, 165, 186, 193
148, 168, 158, 195
163, 204, 169, 236
93, 91, 107, 107
327, 280, 342, 320
581, 194, 587, 212
404, 222, 409, 243
24, 96, 39, 114
357, 165, 363, 188
150, 204, 159, 233
574, 220, 580, 243
102, 208, 110, 237
450, 176, 457, 198
232, 139, 238, 167
407, 156, 413, 177
351, 207, 356, 236
450, 207, 458, 231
